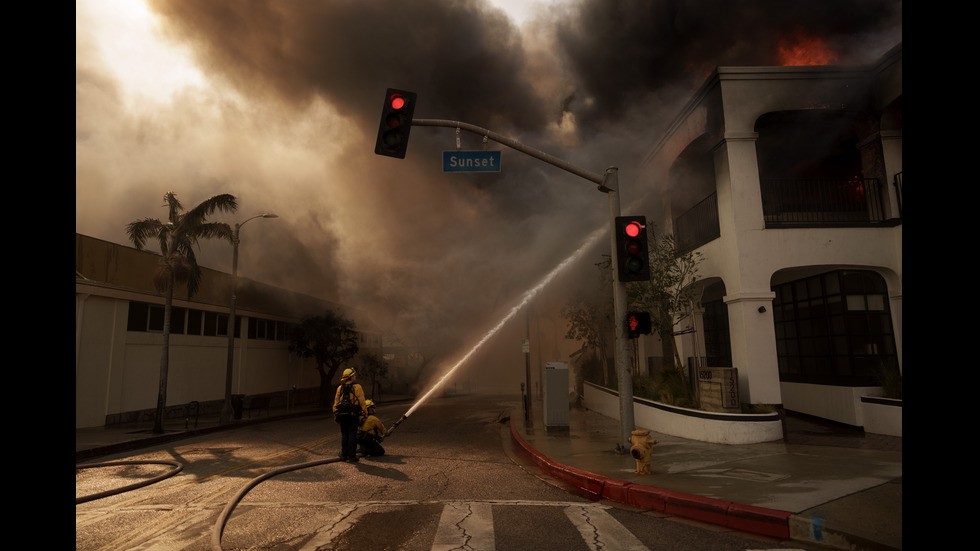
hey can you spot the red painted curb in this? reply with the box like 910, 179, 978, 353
664, 492, 731, 526
725, 503, 792, 539
509, 418, 791, 539
627, 484, 679, 512
551, 464, 606, 497
601, 478, 633, 503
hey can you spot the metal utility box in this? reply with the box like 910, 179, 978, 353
543, 362, 569, 431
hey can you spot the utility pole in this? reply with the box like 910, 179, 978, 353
411, 119, 635, 451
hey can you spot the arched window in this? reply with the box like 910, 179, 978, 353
773, 270, 897, 386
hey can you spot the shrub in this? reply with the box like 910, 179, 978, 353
652, 365, 695, 408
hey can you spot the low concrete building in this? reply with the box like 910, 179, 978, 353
75, 233, 383, 429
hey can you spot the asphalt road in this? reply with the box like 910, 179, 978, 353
76, 394, 826, 550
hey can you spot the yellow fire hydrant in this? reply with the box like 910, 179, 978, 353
628, 429, 657, 475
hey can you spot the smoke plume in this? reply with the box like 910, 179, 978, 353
75, 0, 901, 367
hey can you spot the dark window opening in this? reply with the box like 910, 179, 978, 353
701, 299, 732, 367
773, 270, 897, 386
127, 302, 149, 331
128, 301, 290, 342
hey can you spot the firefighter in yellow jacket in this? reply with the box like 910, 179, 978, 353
333, 368, 367, 462
357, 399, 388, 456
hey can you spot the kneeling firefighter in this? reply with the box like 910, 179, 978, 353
357, 400, 388, 456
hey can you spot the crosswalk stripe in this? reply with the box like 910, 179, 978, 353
301, 504, 364, 551
289, 500, 657, 551
432, 501, 495, 551
565, 505, 650, 551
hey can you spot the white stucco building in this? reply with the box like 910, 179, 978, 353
635, 44, 902, 429
75, 233, 384, 429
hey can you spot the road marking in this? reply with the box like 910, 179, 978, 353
290, 501, 636, 551
301, 504, 363, 551
565, 505, 650, 551
433, 501, 495, 551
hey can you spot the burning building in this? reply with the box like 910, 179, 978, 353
634, 43, 902, 433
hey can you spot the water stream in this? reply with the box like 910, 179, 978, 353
399, 225, 605, 422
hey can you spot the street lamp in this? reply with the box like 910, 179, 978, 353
220, 213, 278, 424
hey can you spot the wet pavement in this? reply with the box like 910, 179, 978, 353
511, 400, 901, 550
76, 394, 901, 550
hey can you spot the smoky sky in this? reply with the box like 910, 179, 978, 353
76, 0, 901, 363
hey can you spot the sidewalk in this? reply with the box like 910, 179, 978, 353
77, 396, 901, 550
511, 400, 902, 550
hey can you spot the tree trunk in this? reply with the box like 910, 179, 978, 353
317, 364, 331, 409
153, 278, 174, 434
599, 338, 610, 386
670, 333, 692, 404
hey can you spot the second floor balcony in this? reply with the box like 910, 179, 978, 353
674, 175, 903, 254
760, 177, 897, 228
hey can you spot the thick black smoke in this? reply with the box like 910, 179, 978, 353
78, 0, 900, 376
147, 0, 551, 134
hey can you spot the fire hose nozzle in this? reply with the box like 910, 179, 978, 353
382, 414, 408, 441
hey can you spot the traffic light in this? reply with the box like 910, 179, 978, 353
615, 216, 650, 282
626, 311, 652, 339
375, 88, 417, 159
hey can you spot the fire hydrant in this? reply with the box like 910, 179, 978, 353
628, 429, 657, 475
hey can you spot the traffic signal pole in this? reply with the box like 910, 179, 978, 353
412, 118, 635, 451
602, 168, 638, 453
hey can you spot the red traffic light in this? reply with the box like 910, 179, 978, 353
375, 88, 417, 159
624, 221, 643, 238
614, 216, 650, 282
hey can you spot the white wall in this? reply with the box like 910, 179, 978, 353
584, 383, 783, 444
75, 290, 320, 429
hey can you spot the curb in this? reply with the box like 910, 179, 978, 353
509, 419, 791, 540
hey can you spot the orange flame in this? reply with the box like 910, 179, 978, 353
776, 31, 839, 66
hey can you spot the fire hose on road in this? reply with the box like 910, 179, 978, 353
210, 411, 412, 551
75, 460, 184, 505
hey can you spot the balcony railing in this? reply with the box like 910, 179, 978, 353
761, 178, 889, 228
672, 177, 900, 254
675, 193, 720, 254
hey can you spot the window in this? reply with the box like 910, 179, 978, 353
201, 311, 229, 336
128, 301, 293, 342
170, 307, 186, 334
773, 270, 897, 386
701, 299, 732, 367
127, 302, 149, 331
127, 301, 184, 334
248, 317, 277, 340
187, 309, 203, 335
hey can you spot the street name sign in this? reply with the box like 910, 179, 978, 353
443, 150, 501, 172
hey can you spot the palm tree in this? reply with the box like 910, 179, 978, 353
126, 191, 238, 433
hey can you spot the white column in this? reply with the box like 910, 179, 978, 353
724, 291, 781, 405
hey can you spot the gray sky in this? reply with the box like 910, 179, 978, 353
76, 0, 902, 364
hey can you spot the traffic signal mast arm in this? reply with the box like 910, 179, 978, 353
405, 114, 635, 452
412, 118, 613, 193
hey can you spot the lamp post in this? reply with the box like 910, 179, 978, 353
220, 213, 278, 424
